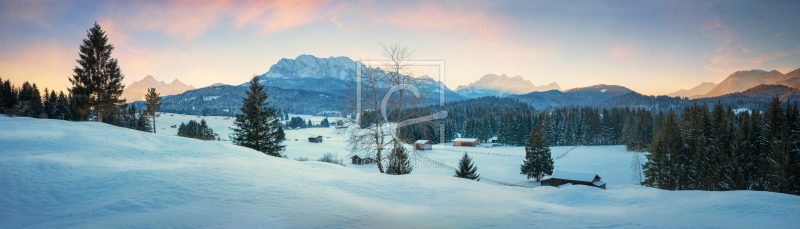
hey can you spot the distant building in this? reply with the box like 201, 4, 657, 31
308, 135, 323, 143
414, 140, 433, 150
335, 120, 347, 129
489, 137, 498, 143
351, 155, 376, 165
4, 108, 17, 117
540, 171, 606, 190
452, 138, 481, 147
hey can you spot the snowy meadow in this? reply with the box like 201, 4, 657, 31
1, 115, 799, 228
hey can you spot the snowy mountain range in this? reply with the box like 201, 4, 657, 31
121, 75, 194, 102
455, 74, 560, 98
254, 54, 465, 101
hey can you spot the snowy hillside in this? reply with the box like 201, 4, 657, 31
2, 117, 799, 228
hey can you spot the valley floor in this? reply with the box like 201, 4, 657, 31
1, 116, 799, 228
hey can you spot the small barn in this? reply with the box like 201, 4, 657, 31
489, 137, 498, 143
452, 138, 481, 147
350, 155, 376, 165
540, 171, 606, 190
335, 121, 347, 129
308, 135, 323, 143
414, 140, 433, 150
4, 108, 17, 117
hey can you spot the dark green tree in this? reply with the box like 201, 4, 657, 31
454, 152, 480, 181
145, 88, 162, 133
386, 143, 413, 175
521, 126, 554, 181
230, 77, 285, 157
68, 23, 125, 122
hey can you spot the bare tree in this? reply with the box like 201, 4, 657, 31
340, 43, 433, 174
631, 152, 644, 185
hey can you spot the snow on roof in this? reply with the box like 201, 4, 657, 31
490, 137, 498, 141
558, 183, 573, 188
452, 138, 480, 142
593, 181, 606, 187
551, 171, 599, 183
415, 140, 432, 144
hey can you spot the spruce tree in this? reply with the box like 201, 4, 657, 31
521, 126, 554, 181
386, 142, 413, 175
47, 89, 58, 119
56, 91, 69, 120
145, 88, 162, 133
29, 84, 43, 117
230, 77, 285, 157
454, 152, 480, 181
643, 109, 681, 190
68, 23, 125, 122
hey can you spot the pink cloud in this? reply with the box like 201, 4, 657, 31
610, 47, 632, 59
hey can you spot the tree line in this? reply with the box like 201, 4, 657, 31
643, 99, 800, 195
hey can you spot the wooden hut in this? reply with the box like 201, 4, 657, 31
414, 140, 433, 150
540, 171, 606, 190
308, 135, 323, 143
350, 155, 375, 165
4, 108, 17, 117
452, 138, 481, 147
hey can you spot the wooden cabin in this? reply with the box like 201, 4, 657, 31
4, 108, 17, 117
489, 137, 498, 143
452, 138, 481, 147
350, 155, 376, 165
414, 140, 433, 150
308, 135, 323, 143
540, 171, 606, 190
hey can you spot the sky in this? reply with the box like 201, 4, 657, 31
1, 0, 799, 96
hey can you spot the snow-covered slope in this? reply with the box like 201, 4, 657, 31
455, 74, 560, 98
2, 117, 799, 228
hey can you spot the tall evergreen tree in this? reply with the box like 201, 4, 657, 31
230, 77, 285, 157
68, 23, 125, 122
145, 88, 162, 133
29, 84, 43, 117
643, 109, 682, 190
521, 126, 554, 181
454, 152, 480, 181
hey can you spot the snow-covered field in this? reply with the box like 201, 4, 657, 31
2, 116, 799, 228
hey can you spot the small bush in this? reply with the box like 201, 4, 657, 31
295, 157, 309, 161
317, 152, 345, 166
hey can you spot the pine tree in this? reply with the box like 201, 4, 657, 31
68, 23, 125, 122
386, 142, 413, 175
145, 88, 162, 133
136, 109, 151, 132
521, 126, 554, 181
29, 84, 43, 117
56, 91, 69, 120
230, 77, 285, 157
643, 109, 681, 190
46, 89, 58, 119
2, 80, 16, 110
454, 152, 480, 181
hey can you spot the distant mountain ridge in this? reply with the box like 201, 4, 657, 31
668, 82, 717, 98
509, 84, 634, 110
455, 74, 560, 98
122, 75, 194, 102
702, 70, 783, 98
